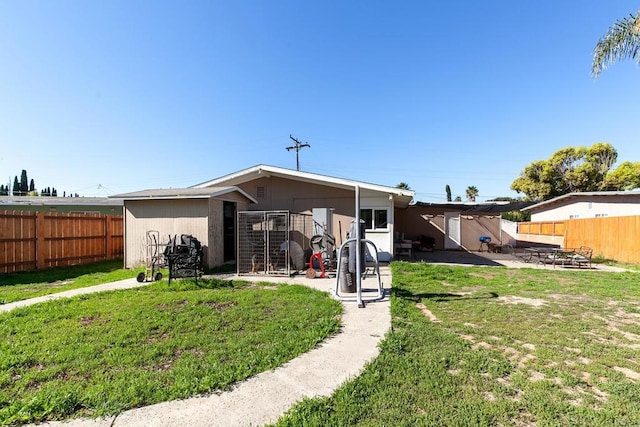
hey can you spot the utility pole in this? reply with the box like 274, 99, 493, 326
286, 135, 311, 171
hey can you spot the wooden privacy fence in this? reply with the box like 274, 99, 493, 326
0, 210, 123, 273
564, 216, 640, 264
518, 216, 640, 264
517, 221, 565, 237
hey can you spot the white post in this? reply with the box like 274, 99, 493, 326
355, 185, 364, 308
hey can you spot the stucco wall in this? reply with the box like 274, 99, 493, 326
396, 206, 502, 251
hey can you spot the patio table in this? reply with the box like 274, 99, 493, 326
522, 247, 558, 265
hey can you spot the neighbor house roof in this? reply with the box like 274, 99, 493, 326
191, 164, 415, 208
521, 190, 640, 212
0, 196, 123, 207
111, 186, 257, 203
412, 201, 533, 213
0, 196, 123, 214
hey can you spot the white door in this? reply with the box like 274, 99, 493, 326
444, 212, 461, 250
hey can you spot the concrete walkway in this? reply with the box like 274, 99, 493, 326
17, 269, 392, 427
0, 278, 149, 314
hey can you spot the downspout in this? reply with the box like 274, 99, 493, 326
355, 185, 363, 308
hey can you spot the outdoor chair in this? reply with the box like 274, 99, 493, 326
570, 246, 593, 269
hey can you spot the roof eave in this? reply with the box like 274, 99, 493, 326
192, 164, 415, 199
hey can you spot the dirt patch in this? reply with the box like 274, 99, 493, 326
469, 271, 499, 280
415, 302, 441, 323
482, 391, 497, 401
548, 294, 595, 304
578, 356, 592, 365
473, 341, 493, 350
613, 366, 640, 381
78, 315, 108, 327
247, 284, 279, 290
613, 308, 640, 326
497, 296, 546, 307
460, 334, 475, 342
49, 280, 74, 288
517, 354, 537, 369
529, 371, 546, 381
146, 332, 169, 343
201, 301, 238, 311
156, 300, 189, 310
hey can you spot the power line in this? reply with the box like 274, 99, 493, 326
285, 135, 311, 171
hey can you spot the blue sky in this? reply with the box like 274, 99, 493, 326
1, 1, 639, 201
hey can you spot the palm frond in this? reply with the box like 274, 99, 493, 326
592, 10, 640, 77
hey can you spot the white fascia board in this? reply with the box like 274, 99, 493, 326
192, 164, 414, 199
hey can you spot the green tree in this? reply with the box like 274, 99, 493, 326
454, 196, 462, 202
488, 196, 524, 202
19, 170, 28, 195
29, 179, 35, 193
501, 210, 531, 222
396, 182, 411, 190
465, 186, 479, 202
12, 176, 20, 196
603, 161, 640, 190
445, 184, 452, 202
511, 143, 619, 201
592, 10, 640, 77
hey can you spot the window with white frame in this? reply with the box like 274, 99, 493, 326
360, 208, 388, 230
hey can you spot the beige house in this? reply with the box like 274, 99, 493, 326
113, 187, 256, 269
522, 191, 640, 221
192, 165, 414, 263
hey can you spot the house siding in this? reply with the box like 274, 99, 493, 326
123, 199, 209, 269
530, 196, 640, 221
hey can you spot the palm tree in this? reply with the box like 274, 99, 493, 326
465, 186, 479, 202
592, 10, 640, 77
396, 182, 411, 190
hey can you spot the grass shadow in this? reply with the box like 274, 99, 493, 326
412, 250, 509, 267
392, 287, 499, 303
156, 276, 246, 291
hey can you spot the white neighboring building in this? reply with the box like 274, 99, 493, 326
522, 191, 640, 221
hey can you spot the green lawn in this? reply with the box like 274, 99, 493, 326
0, 260, 137, 304
274, 261, 640, 427
0, 278, 342, 425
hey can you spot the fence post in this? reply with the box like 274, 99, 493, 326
105, 215, 112, 260
36, 212, 47, 270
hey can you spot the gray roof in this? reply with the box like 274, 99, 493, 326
0, 196, 123, 207
111, 186, 257, 203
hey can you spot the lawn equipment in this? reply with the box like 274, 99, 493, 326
136, 230, 166, 283
163, 234, 204, 283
